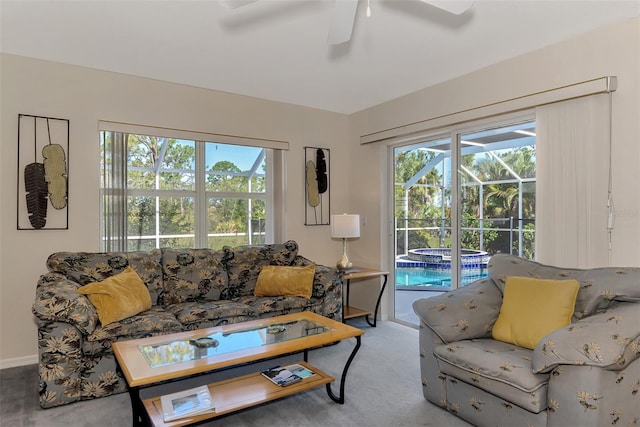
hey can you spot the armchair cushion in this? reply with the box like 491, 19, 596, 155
533, 302, 640, 373
488, 254, 640, 319
434, 339, 549, 413
492, 276, 579, 350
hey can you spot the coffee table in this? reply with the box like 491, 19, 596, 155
113, 312, 364, 426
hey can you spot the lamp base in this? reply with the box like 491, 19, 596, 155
336, 256, 352, 271
336, 238, 352, 271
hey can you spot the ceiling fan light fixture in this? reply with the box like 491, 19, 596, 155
218, 0, 259, 9
420, 0, 474, 15
327, 0, 359, 45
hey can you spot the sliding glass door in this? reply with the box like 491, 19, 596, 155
393, 117, 536, 325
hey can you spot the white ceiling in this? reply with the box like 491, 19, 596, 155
1, 0, 639, 114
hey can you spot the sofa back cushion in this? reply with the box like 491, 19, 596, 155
160, 248, 231, 305
224, 240, 299, 298
47, 250, 164, 305
488, 254, 640, 319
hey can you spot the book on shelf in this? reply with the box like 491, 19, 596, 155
160, 385, 215, 422
260, 363, 315, 386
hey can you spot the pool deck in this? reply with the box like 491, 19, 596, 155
393, 288, 445, 326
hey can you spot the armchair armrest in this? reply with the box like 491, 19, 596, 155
32, 272, 98, 335
412, 277, 503, 343
533, 302, 640, 373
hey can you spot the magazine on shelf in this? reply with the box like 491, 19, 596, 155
160, 385, 215, 422
261, 363, 314, 386
286, 363, 315, 379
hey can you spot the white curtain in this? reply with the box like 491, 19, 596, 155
535, 94, 611, 268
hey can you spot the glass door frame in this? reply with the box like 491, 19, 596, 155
387, 110, 536, 325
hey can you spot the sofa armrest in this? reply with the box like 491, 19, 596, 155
533, 302, 640, 373
412, 278, 503, 343
293, 256, 343, 321
33, 272, 98, 335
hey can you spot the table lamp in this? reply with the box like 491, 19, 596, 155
331, 213, 360, 271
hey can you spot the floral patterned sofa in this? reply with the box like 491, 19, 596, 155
32, 240, 342, 408
413, 254, 640, 427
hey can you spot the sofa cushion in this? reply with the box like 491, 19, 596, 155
488, 254, 640, 319
235, 295, 314, 317
77, 266, 152, 326
224, 240, 299, 298
166, 300, 256, 327
160, 248, 231, 305
47, 250, 164, 305
492, 276, 579, 350
254, 264, 315, 299
85, 306, 183, 342
434, 339, 550, 413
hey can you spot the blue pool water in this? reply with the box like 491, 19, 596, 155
395, 267, 488, 288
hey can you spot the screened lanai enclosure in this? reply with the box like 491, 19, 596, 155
393, 119, 536, 323
100, 131, 271, 251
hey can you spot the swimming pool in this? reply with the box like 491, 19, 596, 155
395, 267, 488, 289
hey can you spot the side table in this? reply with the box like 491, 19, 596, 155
342, 267, 389, 327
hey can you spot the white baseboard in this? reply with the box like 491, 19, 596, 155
0, 354, 38, 370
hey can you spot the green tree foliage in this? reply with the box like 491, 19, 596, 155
126, 136, 196, 250
124, 137, 269, 250
396, 143, 536, 258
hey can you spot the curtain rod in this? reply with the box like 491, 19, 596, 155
360, 76, 617, 145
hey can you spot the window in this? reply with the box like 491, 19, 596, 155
100, 129, 282, 251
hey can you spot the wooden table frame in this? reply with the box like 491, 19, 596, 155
342, 267, 389, 327
113, 312, 363, 427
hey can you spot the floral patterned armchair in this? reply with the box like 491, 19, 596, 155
32, 241, 342, 408
413, 254, 640, 427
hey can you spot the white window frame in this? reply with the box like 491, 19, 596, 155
98, 122, 287, 250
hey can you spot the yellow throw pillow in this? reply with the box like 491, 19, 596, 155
492, 276, 579, 350
254, 264, 316, 299
77, 266, 152, 326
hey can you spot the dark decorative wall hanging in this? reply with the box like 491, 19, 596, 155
17, 114, 69, 230
304, 146, 330, 225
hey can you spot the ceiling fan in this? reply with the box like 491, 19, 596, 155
219, 0, 474, 45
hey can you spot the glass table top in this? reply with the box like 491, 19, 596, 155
139, 319, 330, 368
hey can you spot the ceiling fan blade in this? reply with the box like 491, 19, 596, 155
327, 0, 359, 45
218, 0, 259, 9
420, 0, 474, 15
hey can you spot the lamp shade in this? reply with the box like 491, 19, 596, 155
331, 214, 360, 239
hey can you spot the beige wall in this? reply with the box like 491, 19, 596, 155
2, 16, 639, 366
347, 17, 640, 314
0, 55, 351, 366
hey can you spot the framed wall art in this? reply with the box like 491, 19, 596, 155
304, 146, 330, 226
17, 114, 69, 230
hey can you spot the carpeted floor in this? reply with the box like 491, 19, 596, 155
0, 319, 470, 426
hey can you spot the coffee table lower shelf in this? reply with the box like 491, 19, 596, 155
143, 361, 334, 427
